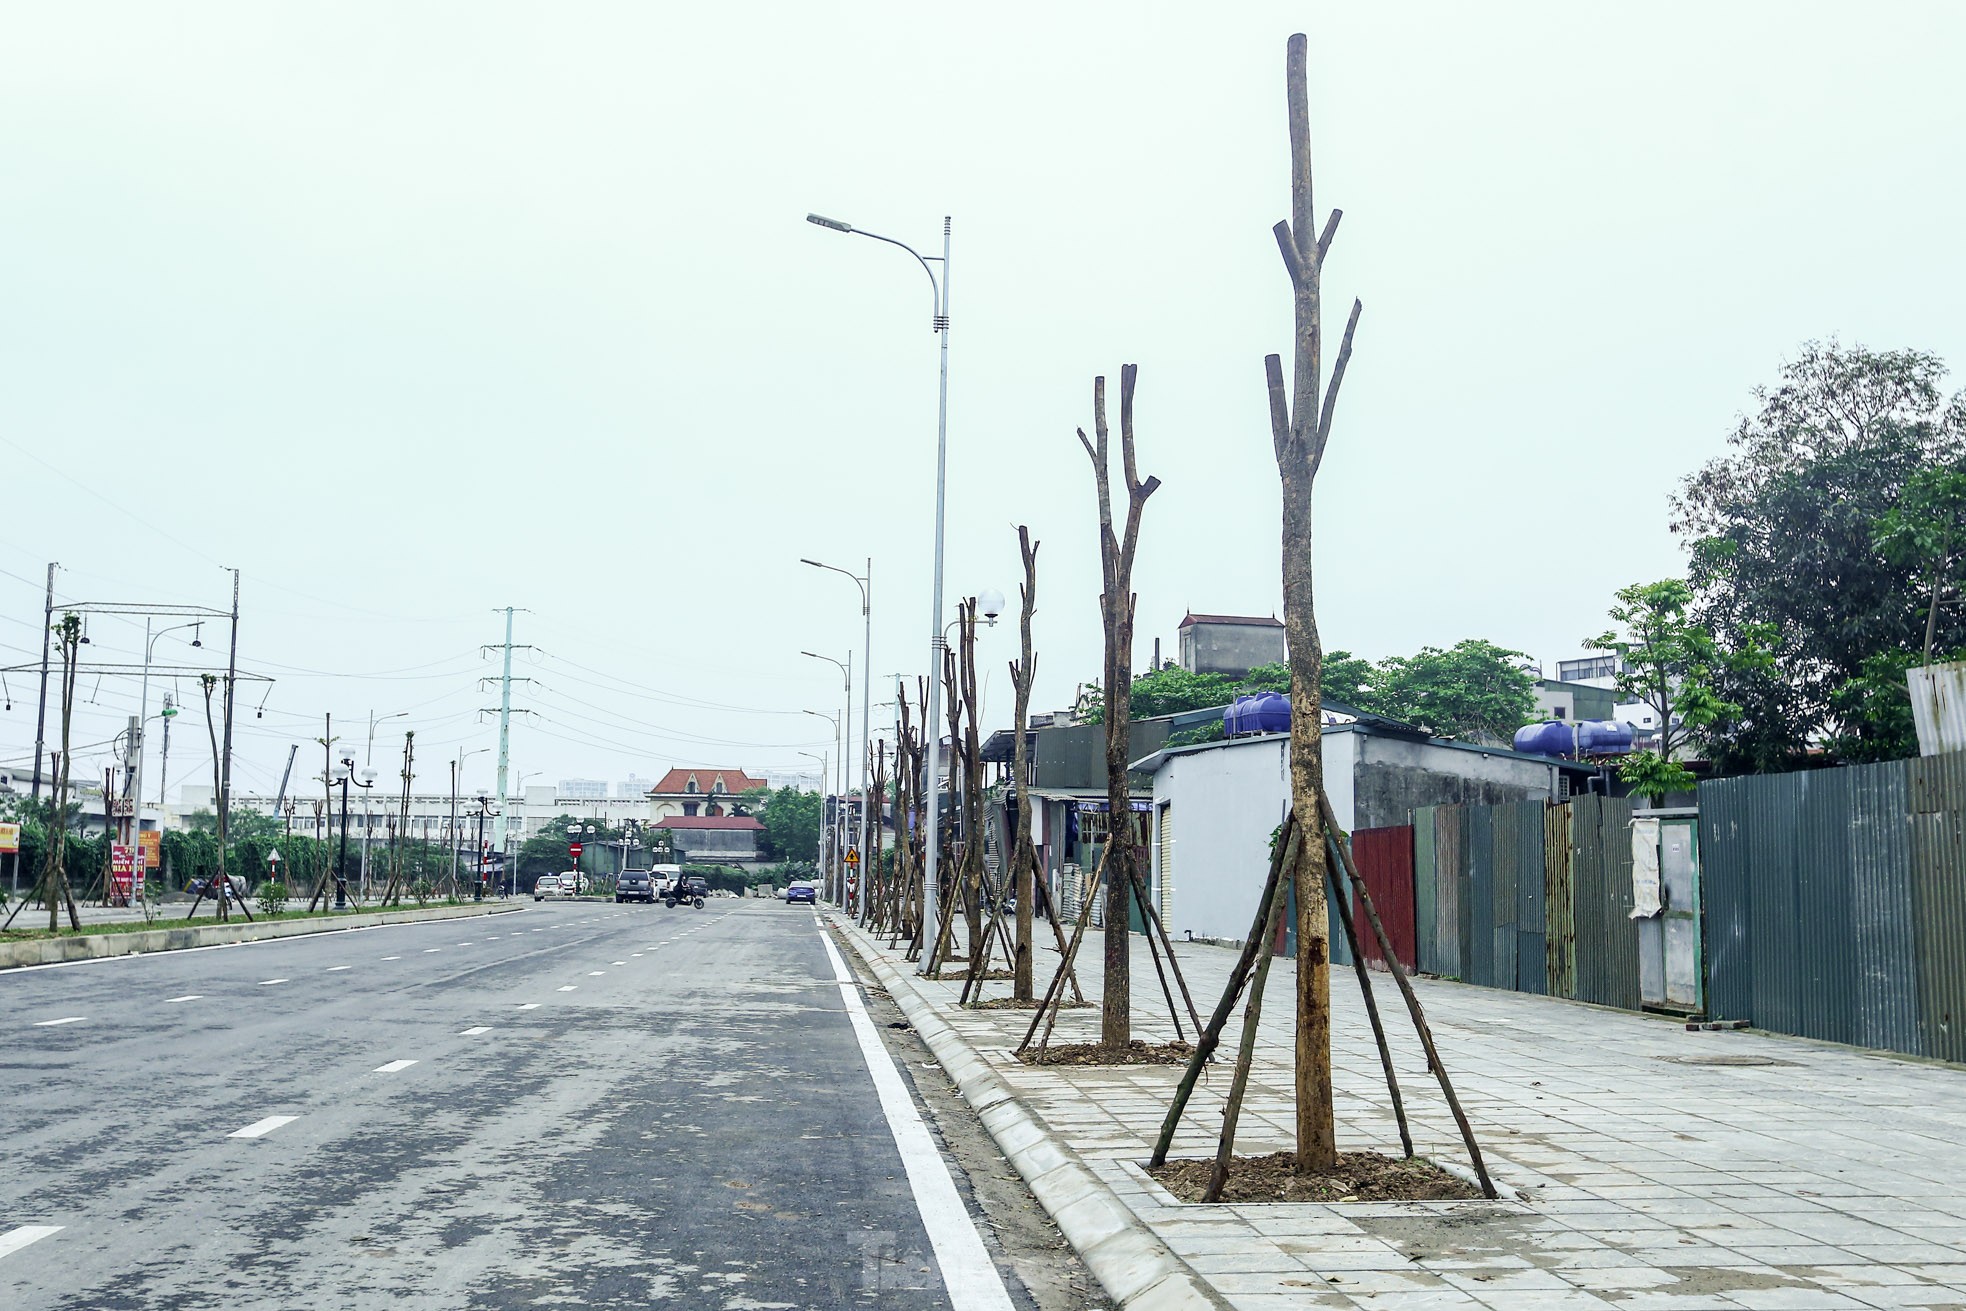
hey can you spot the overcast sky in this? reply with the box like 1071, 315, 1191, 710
4, 2, 1964, 805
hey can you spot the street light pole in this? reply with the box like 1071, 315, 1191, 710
805, 212, 950, 960
803, 708, 841, 902
802, 557, 874, 921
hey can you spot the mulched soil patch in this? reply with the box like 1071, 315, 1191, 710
929, 968, 1015, 982
1149, 1150, 1481, 1203
966, 996, 1091, 1011
1017, 1039, 1195, 1066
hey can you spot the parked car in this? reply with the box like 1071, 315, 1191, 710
785, 882, 817, 905
616, 870, 656, 904
533, 874, 565, 901
558, 872, 583, 897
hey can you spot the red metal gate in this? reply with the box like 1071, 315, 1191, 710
1351, 825, 1416, 970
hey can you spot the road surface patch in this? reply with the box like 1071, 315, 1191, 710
228, 1116, 299, 1139
817, 930, 1015, 1311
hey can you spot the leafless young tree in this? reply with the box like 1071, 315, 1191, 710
1008, 525, 1041, 1000
1078, 367, 1159, 1048
1267, 32, 1362, 1172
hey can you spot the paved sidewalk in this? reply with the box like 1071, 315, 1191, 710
834, 914, 1966, 1310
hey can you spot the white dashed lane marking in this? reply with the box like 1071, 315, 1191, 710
382, 956, 401, 961
557, 986, 577, 993
166, 995, 201, 1003
373, 1060, 418, 1074
229, 1116, 299, 1139
257, 979, 289, 986
423, 948, 442, 954
32, 1017, 85, 1027
460, 1026, 492, 1036
326, 966, 351, 972
0, 1225, 64, 1260
587, 971, 605, 977
517, 1003, 541, 1010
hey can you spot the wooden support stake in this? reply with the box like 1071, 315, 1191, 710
1018, 847, 1107, 1055
1321, 794, 1495, 1199
1152, 814, 1300, 1166
1325, 831, 1412, 1159
1204, 849, 1292, 1203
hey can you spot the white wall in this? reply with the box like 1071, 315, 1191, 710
1151, 732, 1359, 945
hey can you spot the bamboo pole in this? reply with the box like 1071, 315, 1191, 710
1018, 846, 1108, 1054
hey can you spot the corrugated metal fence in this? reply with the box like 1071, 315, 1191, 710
1407, 797, 1637, 1007
1700, 752, 1966, 1062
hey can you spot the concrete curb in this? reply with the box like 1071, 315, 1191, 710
0, 902, 524, 971
829, 913, 1229, 1311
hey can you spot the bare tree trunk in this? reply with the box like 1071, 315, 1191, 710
1078, 367, 1160, 1048
1009, 526, 1041, 1000
1269, 32, 1363, 1174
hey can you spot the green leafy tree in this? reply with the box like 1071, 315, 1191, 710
1675, 341, 1966, 768
1374, 639, 1537, 742
755, 786, 822, 864
1586, 579, 1770, 797
1315, 652, 1377, 709
1875, 461, 1966, 664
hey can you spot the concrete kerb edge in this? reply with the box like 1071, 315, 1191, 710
828, 913, 1230, 1311
0, 901, 523, 971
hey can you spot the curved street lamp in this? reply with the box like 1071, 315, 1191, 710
805, 211, 951, 966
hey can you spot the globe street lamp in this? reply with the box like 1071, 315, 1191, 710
333, 756, 376, 910
805, 211, 951, 968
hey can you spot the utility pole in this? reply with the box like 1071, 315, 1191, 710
30, 563, 53, 803
155, 691, 174, 809
481, 608, 534, 863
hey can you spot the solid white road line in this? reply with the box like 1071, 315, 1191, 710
229, 1115, 299, 1139
373, 1059, 418, 1073
0, 1225, 63, 1260
166, 995, 202, 1003
33, 1017, 86, 1027
257, 979, 289, 986
557, 986, 577, 992
817, 931, 1015, 1311
517, 1003, 541, 1010
460, 1026, 492, 1035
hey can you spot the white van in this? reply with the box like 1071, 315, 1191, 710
651, 863, 683, 898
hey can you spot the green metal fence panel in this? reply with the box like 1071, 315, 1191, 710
1910, 753, 1966, 1064
1414, 806, 1440, 976
1505, 801, 1548, 996
1466, 804, 1497, 988
1571, 794, 1639, 1010
1702, 758, 1931, 1058
1438, 805, 1465, 982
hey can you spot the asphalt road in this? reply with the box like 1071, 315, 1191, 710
0, 899, 1038, 1310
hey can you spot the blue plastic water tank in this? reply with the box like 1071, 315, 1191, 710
1577, 720, 1634, 755
1512, 720, 1636, 758
1224, 692, 1291, 736
1512, 722, 1577, 757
